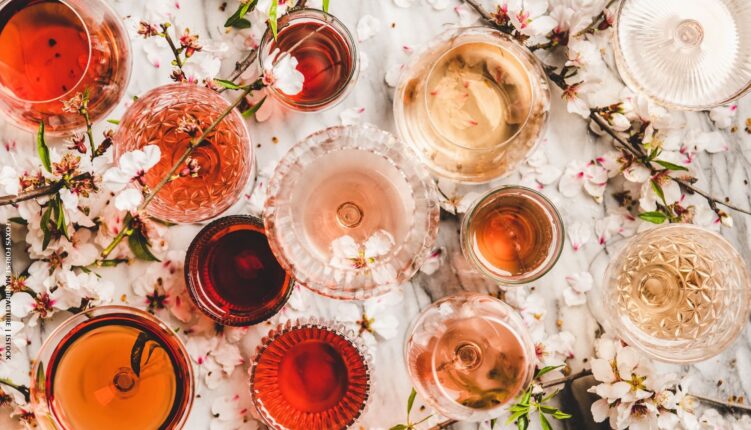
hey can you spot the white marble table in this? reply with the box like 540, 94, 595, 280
2, 0, 751, 429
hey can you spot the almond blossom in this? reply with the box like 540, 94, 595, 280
563, 271, 592, 306
559, 159, 609, 202
210, 394, 257, 430
329, 230, 398, 285
335, 290, 403, 353
356, 15, 381, 42
261, 48, 304, 96
567, 220, 592, 251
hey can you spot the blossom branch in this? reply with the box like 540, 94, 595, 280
572, 0, 617, 38
689, 393, 751, 414
217, 48, 259, 94
0, 173, 92, 207
100, 82, 258, 259
162, 24, 184, 69
0, 379, 30, 403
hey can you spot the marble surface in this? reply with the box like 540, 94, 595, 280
2, 0, 751, 429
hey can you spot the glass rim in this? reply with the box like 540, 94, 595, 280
0, 0, 97, 104
184, 214, 295, 326
420, 27, 535, 152
248, 318, 373, 429
257, 7, 359, 111
29, 305, 195, 430
460, 185, 564, 285
613, 0, 751, 110
599, 223, 751, 363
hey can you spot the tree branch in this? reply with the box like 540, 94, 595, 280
0, 173, 92, 207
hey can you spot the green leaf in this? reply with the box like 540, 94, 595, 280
539, 405, 558, 414
106, 119, 120, 125
535, 365, 564, 379
37, 122, 51, 173
8, 217, 27, 225
232, 18, 252, 29
516, 414, 529, 430
213, 79, 243, 90
407, 388, 417, 415
128, 229, 160, 262
55, 197, 69, 240
654, 159, 688, 171
40, 204, 53, 250
322, 0, 330, 12
650, 179, 666, 204
269, 0, 278, 39
552, 410, 572, 420
507, 409, 528, 425
224, 0, 257, 28
639, 211, 667, 224
489, 418, 497, 429
242, 96, 267, 118
388, 426, 407, 430
520, 389, 532, 406
539, 412, 553, 430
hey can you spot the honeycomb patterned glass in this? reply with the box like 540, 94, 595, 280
114, 83, 253, 223
603, 224, 751, 363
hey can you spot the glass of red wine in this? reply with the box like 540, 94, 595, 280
250, 319, 372, 429
185, 215, 294, 326
258, 8, 358, 112
0, 0, 131, 134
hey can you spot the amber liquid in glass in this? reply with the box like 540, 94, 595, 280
272, 21, 353, 103
468, 194, 553, 277
253, 325, 370, 429
197, 221, 291, 318
411, 316, 528, 410
0, 0, 89, 101
46, 314, 191, 430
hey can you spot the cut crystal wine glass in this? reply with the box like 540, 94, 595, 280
614, 0, 751, 109
594, 224, 751, 363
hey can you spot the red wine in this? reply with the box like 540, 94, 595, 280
185, 216, 292, 326
251, 323, 370, 429
271, 19, 353, 105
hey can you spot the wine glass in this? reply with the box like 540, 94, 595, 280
614, 0, 751, 109
404, 294, 535, 422
249, 318, 372, 430
30, 306, 194, 430
393, 27, 550, 183
461, 186, 564, 284
184, 215, 294, 326
263, 125, 439, 300
0, 0, 131, 134
258, 8, 358, 112
592, 224, 751, 363
114, 83, 254, 224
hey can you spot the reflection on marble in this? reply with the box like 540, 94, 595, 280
1, 0, 750, 429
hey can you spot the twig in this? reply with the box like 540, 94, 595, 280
427, 419, 457, 430
100, 84, 256, 259
0, 173, 92, 207
218, 48, 259, 94
82, 107, 97, 160
462, 0, 494, 22
572, 0, 617, 38
0, 379, 30, 403
690, 393, 751, 413
163, 28, 184, 69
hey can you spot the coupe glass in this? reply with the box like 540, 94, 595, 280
394, 27, 550, 183
184, 215, 294, 326
404, 294, 535, 422
30, 306, 194, 430
249, 319, 372, 430
263, 125, 439, 300
114, 83, 254, 224
258, 8, 358, 112
0, 0, 131, 134
594, 224, 751, 363
614, 0, 751, 109
461, 186, 564, 284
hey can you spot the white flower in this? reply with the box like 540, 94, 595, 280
183, 50, 222, 83
537, 331, 575, 366
262, 48, 304, 95
114, 188, 143, 211
103, 145, 161, 191
356, 15, 380, 42
519, 150, 562, 190
186, 336, 243, 389
567, 220, 592, 251
339, 107, 365, 126
709, 104, 737, 129
563, 271, 593, 306
329, 230, 398, 285
639, 174, 682, 212
508, 0, 557, 36
419, 248, 443, 275
0, 165, 19, 195
691, 130, 728, 154
559, 160, 609, 202
336, 290, 403, 354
